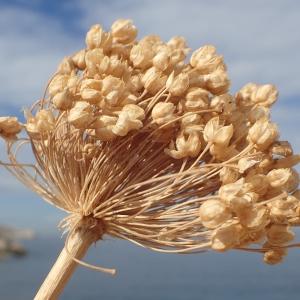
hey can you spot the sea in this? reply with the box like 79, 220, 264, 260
0, 234, 300, 300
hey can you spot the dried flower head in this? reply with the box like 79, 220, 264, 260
0, 18, 299, 299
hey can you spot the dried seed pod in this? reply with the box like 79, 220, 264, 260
190, 45, 224, 74
26, 110, 55, 137
151, 102, 176, 126
142, 67, 167, 94
93, 115, 117, 141
57, 57, 75, 74
48, 74, 69, 97
111, 19, 137, 44
85, 24, 112, 51
203, 117, 233, 146
72, 49, 86, 70
270, 141, 293, 157
68, 101, 93, 128
153, 49, 170, 71
238, 157, 260, 173
248, 119, 278, 150
102, 76, 125, 106
204, 69, 230, 95
236, 83, 258, 108
166, 72, 189, 96
267, 224, 295, 246
165, 131, 202, 159
0, 116, 22, 139
219, 167, 240, 185
239, 206, 269, 230
184, 87, 209, 111
264, 248, 287, 265
130, 44, 154, 69
211, 221, 243, 251
219, 178, 245, 202
167, 36, 187, 50
251, 84, 278, 107
198, 199, 232, 229
52, 89, 73, 110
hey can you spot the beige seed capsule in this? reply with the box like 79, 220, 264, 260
111, 19, 137, 44
68, 102, 93, 129
251, 84, 278, 107
264, 249, 287, 265
211, 221, 242, 251
165, 131, 202, 159
85, 24, 112, 51
198, 199, 232, 229
130, 44, 154, 69
219, 167, 240, 185
270, 141, 293, 157
204, 69, 230, 95
57, 57, 75, 74
151, 102, 176, 125
190, 45, 224, 74
267, 224, 295, 246
203, 117, 233, 146
248, 119, 278, 150
0, 116, 22, 138
72, 50, 86, 70
184, 87, 210, 111
166, 72, 189, 96
153, 50, 170, 71
48, 74, 69, 97
52, 89, 73, 110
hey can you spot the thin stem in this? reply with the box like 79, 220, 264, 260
34, 223, 104, 300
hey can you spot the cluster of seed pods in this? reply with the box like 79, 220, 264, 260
0, 19, 299, 265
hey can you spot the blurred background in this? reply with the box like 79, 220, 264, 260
0, 0, 299, 299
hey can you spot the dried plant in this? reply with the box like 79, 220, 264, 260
0, 19, 300, 299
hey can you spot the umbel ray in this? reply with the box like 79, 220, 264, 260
0, 19, 300, 300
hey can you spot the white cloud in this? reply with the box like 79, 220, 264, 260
0, 5, 82, 109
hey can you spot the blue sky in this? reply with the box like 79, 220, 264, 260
0, 0, 299, 235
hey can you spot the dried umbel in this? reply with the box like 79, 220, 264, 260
0, 19, 299, 299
